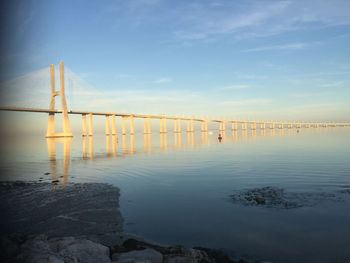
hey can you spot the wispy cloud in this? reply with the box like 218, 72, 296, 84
289, 92, 329, 98
170, 0, 350, 44
318, 81, 346, 88
153, 77, 172, 84
233, 72, 267, 80
243, 42, 309, 52
216, 84, 250, 91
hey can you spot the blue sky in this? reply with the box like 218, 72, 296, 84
1, 0, 350, 123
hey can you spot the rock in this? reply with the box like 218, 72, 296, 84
15, 235, 111, 263
254, 196, 265, 205
0, 235, 21, 262
229, 186, 342, 209
0, 182, 123, 246
112, 248, 163, 263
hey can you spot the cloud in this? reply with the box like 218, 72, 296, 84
153, 77, 172, 84
171, 0, 350, 43
289, 92, 329, 98
318, 81, 346, 88
232, 72, 267, 80
243, 42, 308, 52
217, 84, 250, 91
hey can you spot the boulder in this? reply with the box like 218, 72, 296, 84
15, 235, 111, 263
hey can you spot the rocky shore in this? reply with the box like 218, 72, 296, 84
230, 186, 348, 209
0, 181, 262, 263
2, 234, 251, 263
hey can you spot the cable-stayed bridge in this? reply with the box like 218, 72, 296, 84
1, 61, 349, 138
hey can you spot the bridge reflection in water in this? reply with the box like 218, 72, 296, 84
45, 128, 312, 186
46, 137, 72, 186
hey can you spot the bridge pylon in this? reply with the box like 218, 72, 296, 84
46, 61, 73, 138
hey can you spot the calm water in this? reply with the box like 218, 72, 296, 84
1, 128, 350, 263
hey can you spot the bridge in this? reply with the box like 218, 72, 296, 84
1, 61, 349, 138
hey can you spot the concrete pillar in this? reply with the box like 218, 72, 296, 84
174, 119, 178, 133
251, 122, 257, 130
46, 64, 55, 137
160, 119, 163, 133
164, 118, 167, 133
130, 115, 135, 135
241, 122, 246, 130
59, 61, 73, 137
88, 113, 93, 136
143, 118, 148, 134
190, 119, 194, 132
121, 116, 127, 135
111, 115, 116, 135
82, 114, 87, 136
177, 119, 181, 133
219, 121, 225, 132
105, 115, 111, 136
187, 120, 191, 132
147, 118, 151, 134
160, 118, 167, 133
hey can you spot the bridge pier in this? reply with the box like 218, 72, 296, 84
201, 121, 208, 132
251, 122, 257, 130
143, 119, 147, 134
105, 115, 111, 135
231, 122, 238, 131
88, 113, 93, 136
177, 119, 181, 133
187, 119, 194, 132
130, 116, 135, 135
160, 118, 167, 133
121, 116, 127, 135
46, 62, 73, 138
143, 118, 151, 134
82, 114, 87, 136
220, 121, 226, 132
111, 115, 117, 135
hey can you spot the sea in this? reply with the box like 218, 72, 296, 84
1, 127, 350, 263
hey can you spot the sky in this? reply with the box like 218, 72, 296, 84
0, 0, 350, 133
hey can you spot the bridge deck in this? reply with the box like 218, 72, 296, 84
0, 106, 349, 126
